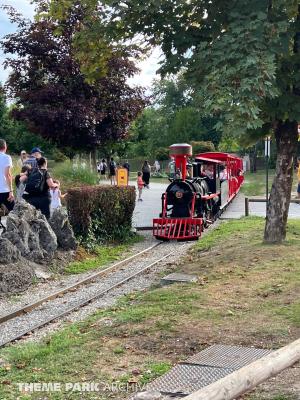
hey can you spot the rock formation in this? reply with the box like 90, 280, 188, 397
49, 208, 77, 251
0, 201, 77, 294
2, 201, 57, 262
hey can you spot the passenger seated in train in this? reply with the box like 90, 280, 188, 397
219, 165, 228, 182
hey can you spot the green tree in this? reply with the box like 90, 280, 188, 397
169, 107, 206, 144
1, 3, 146, 162
127, 76, 222, 158
47, 0, 300, 243
0, 89, 64, 158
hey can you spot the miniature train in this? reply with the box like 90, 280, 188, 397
153, 143, 244, 240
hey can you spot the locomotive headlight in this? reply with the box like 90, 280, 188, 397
175, 191, 183, 199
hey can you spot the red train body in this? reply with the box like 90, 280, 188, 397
153, 145, 244, 241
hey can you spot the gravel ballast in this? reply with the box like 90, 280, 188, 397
0, 232, 199, 346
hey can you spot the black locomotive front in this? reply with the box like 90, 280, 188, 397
163, 178, 206, 218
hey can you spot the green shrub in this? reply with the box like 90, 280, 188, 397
67, 185, 136, 246
154, 147, 170, 161
191, 140, 215, 154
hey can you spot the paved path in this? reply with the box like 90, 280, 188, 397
132, 180, 168, 228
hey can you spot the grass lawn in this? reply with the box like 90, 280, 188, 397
241, 170, 275, 196
241, 170, 299, 197
0, 218, 299, 399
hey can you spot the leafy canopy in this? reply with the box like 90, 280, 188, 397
1, 3, 147, 153
126, 75, 222, 158
46, 0, 300, 137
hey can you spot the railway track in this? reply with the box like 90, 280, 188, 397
0, 242, 175, 348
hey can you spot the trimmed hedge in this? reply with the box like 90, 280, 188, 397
67, 185, 136, 243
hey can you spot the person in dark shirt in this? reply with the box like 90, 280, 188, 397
21, 157, 57, 219
109, 157, 117, 185
142, 160, 151, 188
123, 160, 130, 172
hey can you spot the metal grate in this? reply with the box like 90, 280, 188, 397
146, 364, 235, 395
184, 344, 272, 370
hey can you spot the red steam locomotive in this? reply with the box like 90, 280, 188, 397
153, 143, 244, 240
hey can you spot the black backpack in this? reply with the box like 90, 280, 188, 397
26, 169, 46, 195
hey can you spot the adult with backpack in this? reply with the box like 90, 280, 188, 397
21, 157, 57, 219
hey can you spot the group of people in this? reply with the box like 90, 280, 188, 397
97, 158, 131, 185
0, 139, 66, 221
96, 158, 155, 201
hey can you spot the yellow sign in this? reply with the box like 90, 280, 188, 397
117, 168, 128, 186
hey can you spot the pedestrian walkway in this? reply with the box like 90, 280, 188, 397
222, 192, 300, 219
132, 180, 168, 228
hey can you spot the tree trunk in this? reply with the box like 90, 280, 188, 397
264, 121, 298, 243
90, 149, 98, 171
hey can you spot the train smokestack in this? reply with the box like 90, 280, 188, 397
169, 143, 192, 180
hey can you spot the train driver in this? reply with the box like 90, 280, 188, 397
202, 164, 214, 179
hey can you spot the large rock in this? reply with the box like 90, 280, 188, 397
49, 208, 77, 250
3, 200, 57, 262
0, 201, 77, 294
0, 238, 21, 264
0, 262, 34, 294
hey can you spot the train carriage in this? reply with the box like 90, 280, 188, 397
153, 144, 244, 241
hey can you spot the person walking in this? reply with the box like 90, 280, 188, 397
99, 158, 107, 180
0, 139, 14, 212
142, 160, 151, 188
96, 161, 101, 174
21, 157, 57, 219
137, 171, 144, 201
154, 160, 161, 174
123, 160, 130, 173
109, 157, 117, 185
24, 147, 43, 169
17, 150, 28, 168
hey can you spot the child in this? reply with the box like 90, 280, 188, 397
15, 165, 30, 200
50, 180, 67, 214
137, 171, 144, 201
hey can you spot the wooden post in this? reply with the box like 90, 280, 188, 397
245, 197, 249, 216
184, 338, 300, 400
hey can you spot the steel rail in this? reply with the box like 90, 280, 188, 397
0, 243, 161, 325
0, 250, 172, 348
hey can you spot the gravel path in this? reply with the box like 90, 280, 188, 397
0, 233, 197, 346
